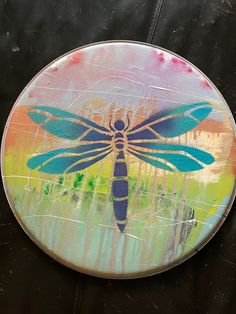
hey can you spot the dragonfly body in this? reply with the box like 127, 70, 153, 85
112, 120, 128, 232
27, 103, 215, 232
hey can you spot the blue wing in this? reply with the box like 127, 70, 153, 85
127, 142, 214, 172
127, 102, 212, 141
27, 142, 112, 174
28, 106, 113, 141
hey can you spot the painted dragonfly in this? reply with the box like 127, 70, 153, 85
27, 102, 215, 232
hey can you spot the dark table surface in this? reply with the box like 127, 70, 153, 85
0, 1, 236, 313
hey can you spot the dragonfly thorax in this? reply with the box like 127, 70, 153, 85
114, 132, 126, 150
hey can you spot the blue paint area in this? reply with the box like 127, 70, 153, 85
28, 112, 47, 124
113, 199, 128, 221
43, 120, 88, 140
130, 102, 211, 131
114, 120, 125, 130
116, 143, 124, 149
151, 116, 198, 137
117, 150, 125, 159
82, 130, 112, 141
37, 148, 110, 174
127, 129, 157, 141
129, 148, 204, 171
112, 180, 128, 198
27, 144, 111, 172
152, 153, 202, 171
156, 153, 203, 171
114, 162, 127, 176
129, 142, 214, 166
115, 133, 123, 138
31, 106, 110, 132
112, 149, 128, 231
114, 133, 125, 149
117, 223, 126, 233
191, 107, 212, 121
115, 139, 124, 143
128, 150, 174, 171
113, 150, 127, 176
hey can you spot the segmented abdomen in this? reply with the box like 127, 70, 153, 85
112, 150, 128, 232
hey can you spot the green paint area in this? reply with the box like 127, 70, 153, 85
3, 153, 235, 276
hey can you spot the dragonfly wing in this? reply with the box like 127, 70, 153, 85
27, 142, 112, 174
127, 102, 212, 140
127, 148, 174, 171
28, 106, 112, 141
127, 128, 158, 141
127, 142, 214, 172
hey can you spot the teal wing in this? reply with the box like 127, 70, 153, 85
126, 102, 214, 172
127, 142, 214, 172
28, 106, 112, 141
27, 143, 112, 174
127, 102, 212, 140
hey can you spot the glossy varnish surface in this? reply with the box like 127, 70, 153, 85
0, 0, 236, 313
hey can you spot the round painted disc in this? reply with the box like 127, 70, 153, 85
1, 41, 236, 279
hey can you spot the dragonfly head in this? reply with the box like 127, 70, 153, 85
114, 120, 125, 131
